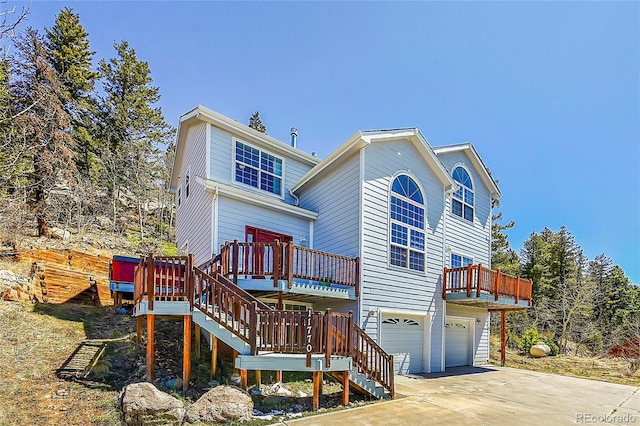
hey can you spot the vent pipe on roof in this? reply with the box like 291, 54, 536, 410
290, 127, 298, 148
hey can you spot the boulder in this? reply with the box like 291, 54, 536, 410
185, 385, 253, 424
0, 270, 33, 302
530, 343, 551, 358
49, 227, 71, 240
119, 382, 185, 426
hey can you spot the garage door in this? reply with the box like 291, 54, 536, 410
445, 318, 472, 367
380, 315, 425, 374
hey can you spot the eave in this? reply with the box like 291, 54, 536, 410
196, 176, 319, 220
433, 143, 501, 199
170, 105, 321, 191
292, 128, 455, 194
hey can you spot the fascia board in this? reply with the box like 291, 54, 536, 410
196, 176, 319, 220
193, 105, 320, 166
434, 143, 501, 199
410, 131, 456, 189
291, 131, 368, 193
169, 107, 203, 192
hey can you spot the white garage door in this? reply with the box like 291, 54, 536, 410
380, 315, 425, 375
445, 318, 472, 368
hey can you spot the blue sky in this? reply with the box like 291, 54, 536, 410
13, 1, 640, 283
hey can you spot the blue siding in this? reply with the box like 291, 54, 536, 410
437, 151, 492, 267
297, 153, 361, 258
209, 126, 314, 205
175, 123, 213, 264
359, 140, 446, 372
217, 196, 311, 246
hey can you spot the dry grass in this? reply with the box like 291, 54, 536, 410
0, 301, 124, 425
490, 335, 640, 387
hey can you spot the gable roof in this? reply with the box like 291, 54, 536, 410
291, 128, 455, 194
433, 143, 501, 199
170, 105, 320, 191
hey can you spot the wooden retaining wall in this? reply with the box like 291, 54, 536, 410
17, 248, 113, 305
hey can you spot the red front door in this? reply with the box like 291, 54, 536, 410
245, 226, 293, 276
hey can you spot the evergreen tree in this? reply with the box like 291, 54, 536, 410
45, 8, 100, 179
11, 28, 74, 237
248, 110, 266, 133
491, 200, 520, 275
98, 40, 173, 238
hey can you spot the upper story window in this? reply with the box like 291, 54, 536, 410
451, 253, 473, 269
389, 175, 425, 272
185, 169, 190, 199
452, 166, 474, 221
235, 140, 283, 196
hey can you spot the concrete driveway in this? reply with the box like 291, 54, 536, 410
285, 366, 640, 425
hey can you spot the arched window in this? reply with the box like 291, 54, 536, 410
390, 175, 425, 272
452, 166, 474, 221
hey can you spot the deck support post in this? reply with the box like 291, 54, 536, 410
233, 350, 239, 374
312, 370, 322, 411
342, 370, 349, 406
183, 314, 192, 391
276, 370, 282, 382
136, 315, 143, 344
211, 336, 218, 375
255, 370, 261, 387
240, 369, 248, 390
195, 324, 201, 358
146, 314, 155, 381
501, 310, 507, 367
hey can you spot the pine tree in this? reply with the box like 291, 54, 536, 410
248, 110, 266, 133
45, 8, 100, 179
98, 40, 174, 238
11, 28, 74, 237
491, 200, 520, 275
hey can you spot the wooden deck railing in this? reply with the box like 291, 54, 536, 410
133, 255, 193, 310
216, 240, 360, 295
135, 256, 393, 397
353, 324, 395, 397
442, 264, 532, 305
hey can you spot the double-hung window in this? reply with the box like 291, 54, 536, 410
389, 175, 425, 272
451, 253, 473, 269
235, 141, 283, 196
452, 166, 474, 221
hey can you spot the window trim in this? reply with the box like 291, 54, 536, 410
451, 164, 475, 223
388, 173, 426, 274
450, 252, 473, 269
185, 167, 190, 199
232, 138, 285, 198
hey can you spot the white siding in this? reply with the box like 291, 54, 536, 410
175, 123, 213, 264
217, 196, 311, 245
359, 140, 446, 372
297, 153, 361, 258
446, 304, 490, 365
438, 151, 492, 267
209, 126, 314, 205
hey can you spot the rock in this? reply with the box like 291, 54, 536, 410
530, 343, 551, 358
95, 216, 113, 230
185, 385, 253, 424
295, 390, 308, 398
267, 382, 293, 396
0, 270, 33, 302
119, 382, 185, 426
49, 227, 71, 240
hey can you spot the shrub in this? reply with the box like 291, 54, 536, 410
517, 328, 541, 356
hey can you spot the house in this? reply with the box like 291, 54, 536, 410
133, 105, 532, 405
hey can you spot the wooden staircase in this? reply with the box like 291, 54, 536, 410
133, 253, 394, 401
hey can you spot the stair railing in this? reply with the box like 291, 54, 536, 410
352, 323, 395, 398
